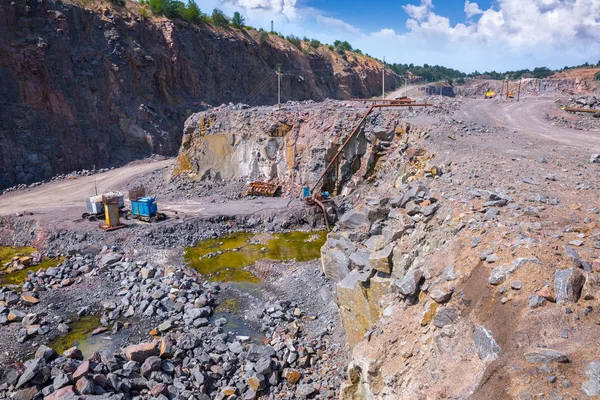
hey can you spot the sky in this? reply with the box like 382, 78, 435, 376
198, 0, 600, 73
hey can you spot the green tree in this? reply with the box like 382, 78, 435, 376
180, 0, 201, 21
258, 29, 268, 42
231, 11, 245, 28
309, 39, 320, 48
148, 0, 170, 16
286, 35, 301, 49
211, 8, 229, 27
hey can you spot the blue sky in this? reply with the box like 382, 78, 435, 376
302, 0, 492, 33
202, 0, 600, 72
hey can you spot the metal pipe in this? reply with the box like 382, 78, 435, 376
310, 101, 437, 195
313, 197, 330, 230
564, 107, 600, 114
311, 104, 375, 194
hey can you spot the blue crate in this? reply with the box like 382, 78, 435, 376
131, 196, 158, 218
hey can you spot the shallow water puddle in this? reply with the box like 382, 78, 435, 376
185, 230, 326, 339
49, 314, 129, 359
184, 230, 327, 283
0, 246, 63, 286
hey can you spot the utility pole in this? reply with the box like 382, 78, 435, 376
382, 56, 385, 100
405, 77, 408, 97
517, 76, 522, 102
277, 66, 281, 109
93, 164, 98, 196
505, 76, 509, 100
271, 20, 273, 32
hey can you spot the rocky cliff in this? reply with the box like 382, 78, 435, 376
173, 100, 446, 200
0, 0, 400, 190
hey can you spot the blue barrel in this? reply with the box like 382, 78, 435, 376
302, 187, 310, 197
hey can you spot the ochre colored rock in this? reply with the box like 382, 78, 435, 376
125, 342, 158, 363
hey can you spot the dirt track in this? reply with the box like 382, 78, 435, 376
458, 97, 600, 151
0, 159, 303, 227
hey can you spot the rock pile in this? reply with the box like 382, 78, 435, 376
321, 183, 443, 346
0, 247, 341, 399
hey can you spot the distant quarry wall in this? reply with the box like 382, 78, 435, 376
172, 102, 436, 197
0, 0, 400, 189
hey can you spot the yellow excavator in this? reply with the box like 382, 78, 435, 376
485, 90, 496, 99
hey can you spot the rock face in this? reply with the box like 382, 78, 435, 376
0, 0, 401, 189
176, 104, 408, 196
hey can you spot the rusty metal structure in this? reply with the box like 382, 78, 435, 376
310, 100, 435, 195
99, 194, 126, 231
128, 186, 146, 201
244, 181, 279, 197
303, 192, 334, 230
564, 107, 600, 114
350, 97, 417, 105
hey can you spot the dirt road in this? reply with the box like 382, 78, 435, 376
0, 160, 173, 217
0, 159, 303, 225
458, 97, 600, 151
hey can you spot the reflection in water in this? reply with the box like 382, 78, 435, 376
49, 314, 128, 359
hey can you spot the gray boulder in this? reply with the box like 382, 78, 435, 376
393, 269, 423, 297
583, 361, 600, 396
554, 268, 585, 303
369, 244, 394, 274
524, 349, 569, 364
474, 326, 501, 361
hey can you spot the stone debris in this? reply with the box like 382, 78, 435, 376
474, 326, 501, 361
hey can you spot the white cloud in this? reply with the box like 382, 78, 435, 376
316, 15, 361, 35
222, 0, 298, 20
402, 0, 433, 21
382, 0, 600, 70
209, 0, 600, 72
464, 1, 483, 18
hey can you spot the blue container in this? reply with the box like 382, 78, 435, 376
131, 196, 158, 218
302, 187, 310, 198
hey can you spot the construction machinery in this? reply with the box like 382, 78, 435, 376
125, 187, 166, 223
303, 99, 437, 229
302, 188, 335, 230
244, 181, 280, 197
485, 90, 497, 99
82, 191, 124, 221
99, 194, 126, 231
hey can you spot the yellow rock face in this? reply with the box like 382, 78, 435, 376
336, 276, 392, 349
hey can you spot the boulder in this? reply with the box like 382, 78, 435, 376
338, 210, 370, 232
321, 247, 349, 283
430, 284, 454, 303
369, 244, 393, 274
364, 235, 386, 252
554, 268, 585, 303
525, 348, 569, 364
583, 361, 600, 396
16, 358, 45, 389
349, 252, 371, 270
284, 368, 302, 384
394, 269, 423, 298
63, 347, 83, 360
432, 308, 458, 328
474, 326, 500, 361
125, 342, 158, 363
141, 356, 162, 377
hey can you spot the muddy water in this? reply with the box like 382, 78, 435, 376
0, 246, 63, 286
184, 231, 327, 283
185, 230, 327, 339
49, 314, 129, 359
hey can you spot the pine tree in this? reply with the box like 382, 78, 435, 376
231, 11, 245, 28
